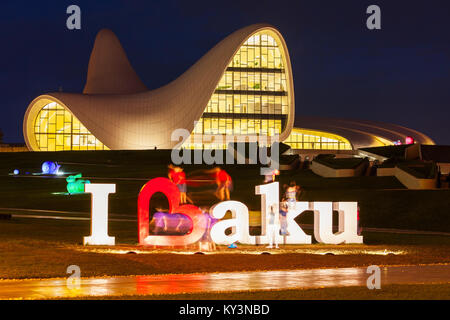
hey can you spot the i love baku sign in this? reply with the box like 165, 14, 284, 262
82, 178, 363, 247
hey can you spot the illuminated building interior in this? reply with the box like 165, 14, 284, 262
283, 128, 353, 150
33, 102, 109, 151
183, 31, 289, 149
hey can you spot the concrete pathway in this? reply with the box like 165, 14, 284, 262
0, 264, 449, 299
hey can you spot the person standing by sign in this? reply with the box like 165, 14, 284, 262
279, 200, 289, 236
266, 204, 279, 249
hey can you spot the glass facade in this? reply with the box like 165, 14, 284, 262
183, 31, 289, 149
284, 128, 353, 150
28, 30, 358, 152
34, 102, 109, 151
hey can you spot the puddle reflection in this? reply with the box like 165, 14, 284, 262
0, 265, 448, 299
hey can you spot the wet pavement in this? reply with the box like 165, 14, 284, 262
0, 264, 449, 299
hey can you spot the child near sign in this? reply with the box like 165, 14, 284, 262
266, 204, 279, 249
284, 181, 301, 210
280, 200, 289, 236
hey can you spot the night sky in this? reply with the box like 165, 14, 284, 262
0, 0, 449, 144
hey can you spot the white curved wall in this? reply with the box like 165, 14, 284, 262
24, 24, 295, 151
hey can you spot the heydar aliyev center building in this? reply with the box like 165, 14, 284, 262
23, 24, 434, 152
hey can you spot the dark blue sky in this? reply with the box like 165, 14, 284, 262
0, 0, 449, 144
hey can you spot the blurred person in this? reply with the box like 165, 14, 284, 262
150, 211, 167, 235
168, 164, 191, 204
198, 207, 218, 251
264, 168, 280, 183
266, 204, 279, 249
210, 167, 232, 201
151, 209, 190, 235
279, 200, 289, 236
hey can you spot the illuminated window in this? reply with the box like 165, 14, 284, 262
183, 30, 291, 149
34, 102, 109, 151
284, 128, 353, 150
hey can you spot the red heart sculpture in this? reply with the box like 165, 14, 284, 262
138, 177, 207, 246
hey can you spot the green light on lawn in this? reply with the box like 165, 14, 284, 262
66, 174, 90, 194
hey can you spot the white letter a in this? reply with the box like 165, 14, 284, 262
366, 5, 381, 30
66, 5, 81, 30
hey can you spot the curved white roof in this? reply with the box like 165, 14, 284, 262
24, 24, 295, 150
294, 116, 435, 149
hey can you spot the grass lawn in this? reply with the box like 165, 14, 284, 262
94, 283, 450, 300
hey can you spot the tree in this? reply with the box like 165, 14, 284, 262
0, 129, 3, 144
